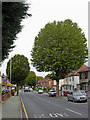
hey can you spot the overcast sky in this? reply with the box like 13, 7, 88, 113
0, 0, 89, 77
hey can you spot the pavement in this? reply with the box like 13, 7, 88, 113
1, 91, 21, 119
0, 102, 2, 120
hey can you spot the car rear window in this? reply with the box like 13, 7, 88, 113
50, 90, 55, 92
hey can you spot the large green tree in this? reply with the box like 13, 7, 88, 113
26, 71, 36, 86
31, 19, 88, 96
6, 54, 30, 95
2, 2, 31, 61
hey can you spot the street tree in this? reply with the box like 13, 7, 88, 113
6, 54, 30, 95
2, 2, 31, 61
31, 19, 88, 96
26, 71, 36, 86
36, 76, 43, 82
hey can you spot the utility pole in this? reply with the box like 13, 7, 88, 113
10, 57, 12, 83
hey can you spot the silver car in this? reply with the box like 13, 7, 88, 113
38, 89, 43, 94
48, 90, 56, 97
24, 86, 29, 92
67, 92, 87, 102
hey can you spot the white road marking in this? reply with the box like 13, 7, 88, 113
56, 113, 64, 117
64, 113, 69, 117
49, 113, 58, 118
34, 114, 45, 118
65, 108, 82, 116
33, 115, 37, 118
41, 114, 45, 117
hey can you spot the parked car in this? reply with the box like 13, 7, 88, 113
24, 86, 29, 92
67, 92, 87, 102
29, 88, 33, 92
48, 89, 56, 97
38, 89, 43, 94
77, 90, 86, 96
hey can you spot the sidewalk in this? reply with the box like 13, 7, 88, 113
0, 102, 2, 120
2, 92, 21, 119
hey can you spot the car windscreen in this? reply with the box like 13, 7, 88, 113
39, 90, 42, 91
73, 93, 83, 96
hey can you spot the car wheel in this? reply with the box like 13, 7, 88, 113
73, 98, 75, 102
67, 97, 69, 101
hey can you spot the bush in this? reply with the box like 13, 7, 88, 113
43, 86, 46, 90
15, 86, 17, 91
47, 87, 53, 92
38, 87, 42, 90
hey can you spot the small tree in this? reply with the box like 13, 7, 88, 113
6, 54, 30, 95
31, 19, 88, 96
36, 76, 43, 82
26, 71, 36, 86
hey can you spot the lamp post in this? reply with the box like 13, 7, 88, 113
10, 57, 12, 83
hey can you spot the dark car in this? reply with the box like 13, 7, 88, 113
67, 92, 87, 102
48, 90, 56, 97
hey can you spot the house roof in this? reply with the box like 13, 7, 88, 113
67, 64, 88, 77
75, 64, 88, 75
67, 70, 77, 77
38, 77, 50, 83
78, 67, 90, 73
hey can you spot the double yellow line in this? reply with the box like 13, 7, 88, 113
20, 96, 29, 120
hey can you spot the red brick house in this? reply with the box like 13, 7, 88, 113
37, 77, 54, 89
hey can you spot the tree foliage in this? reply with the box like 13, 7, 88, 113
31, 19, 88, 96
6, 54, 30, 95
2, 2, 31, 61
26, 71, 36, 86
45, 73, 55, 79
36, 76, 43, 82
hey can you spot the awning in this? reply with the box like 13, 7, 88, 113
8, 84, 13, 86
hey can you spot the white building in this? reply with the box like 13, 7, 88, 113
67, 71, 79, 91
53, 79, 64, 90
61, 71, 80, 96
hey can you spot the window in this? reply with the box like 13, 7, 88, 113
66, 86, 67, 90
85, 72, 88, 79
79, 73, 82, 79
49, 81, 51, 86
70, 85, 71, 90
72, 76, 74, 81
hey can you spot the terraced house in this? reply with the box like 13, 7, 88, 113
61, 64, 88, 96
78, 67, 90, 91
37, 77, 54, 89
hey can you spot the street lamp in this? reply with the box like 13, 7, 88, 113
10, 56, 12, 83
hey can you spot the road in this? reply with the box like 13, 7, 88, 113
21, 90, 88, 118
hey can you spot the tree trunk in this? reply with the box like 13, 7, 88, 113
17, 83, 19, 96
56, 79, 59, 96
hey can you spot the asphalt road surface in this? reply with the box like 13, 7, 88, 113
21, 90, 88, 118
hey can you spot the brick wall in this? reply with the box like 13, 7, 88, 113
38, 78, 54, 88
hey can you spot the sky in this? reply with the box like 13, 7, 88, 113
0, 0, 89, 77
